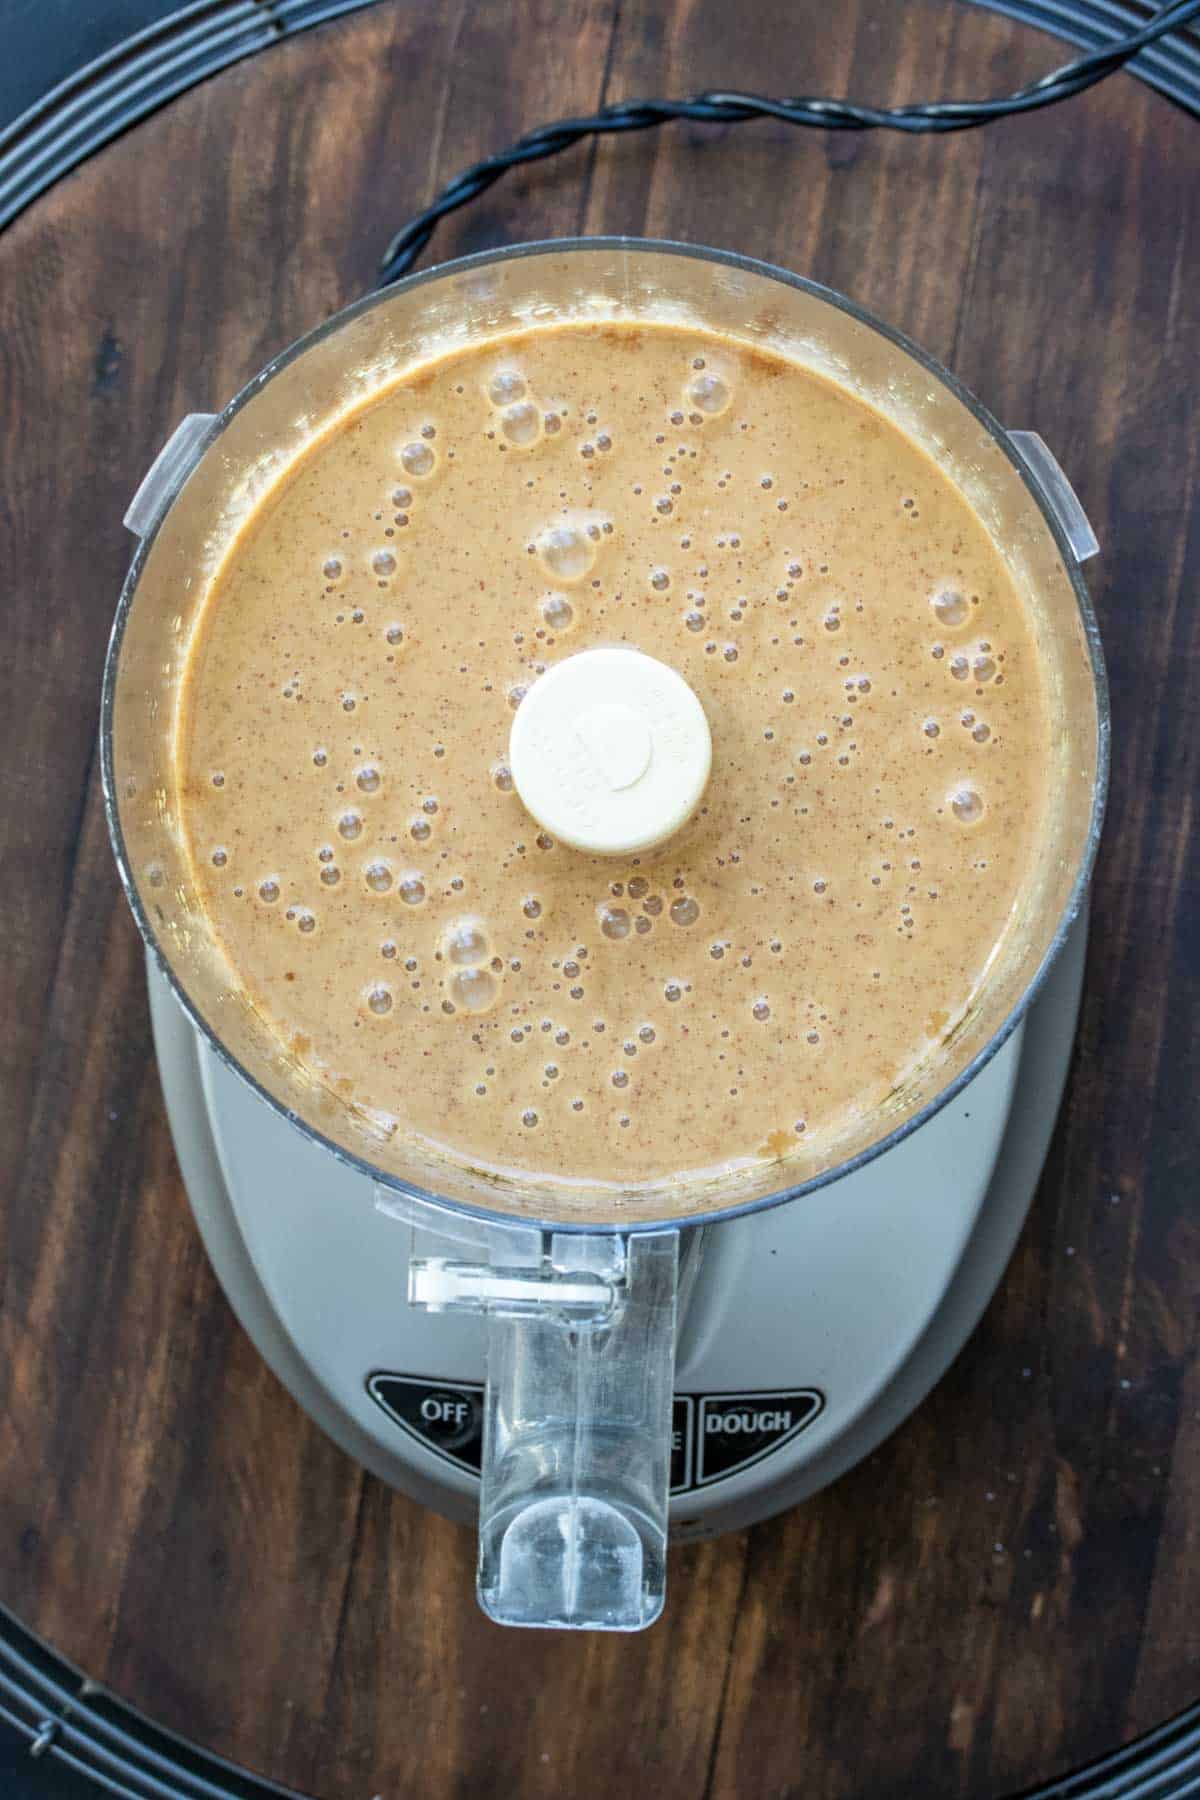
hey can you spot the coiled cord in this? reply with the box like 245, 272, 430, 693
379, 0, 1200, 286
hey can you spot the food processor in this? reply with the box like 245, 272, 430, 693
102, 240, 1106, 1633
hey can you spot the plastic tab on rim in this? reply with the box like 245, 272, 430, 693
124, 412, 217, 539
1009, 430, 1100, 564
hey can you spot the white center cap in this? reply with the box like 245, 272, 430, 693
573, 702, 653, 791
509, 647, 712, 855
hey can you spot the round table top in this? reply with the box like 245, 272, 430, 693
2, 3, 1199, 1795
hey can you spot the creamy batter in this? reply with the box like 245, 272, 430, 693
177, 322, 1049, 1187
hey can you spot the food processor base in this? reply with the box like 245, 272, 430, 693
147, 913, 1085, 1538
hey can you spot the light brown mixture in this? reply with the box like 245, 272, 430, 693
178, 322, 1048, 1186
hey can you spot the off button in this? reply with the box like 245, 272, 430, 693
367, 1374, 484, 1474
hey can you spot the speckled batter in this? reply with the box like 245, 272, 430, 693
177, 321, 1049, 1187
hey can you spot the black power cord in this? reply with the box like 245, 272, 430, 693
379, 0, 1200, 285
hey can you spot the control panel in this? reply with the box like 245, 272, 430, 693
367, 1374, 824, 1493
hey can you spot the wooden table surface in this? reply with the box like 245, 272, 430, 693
2, 2, 1199, 1795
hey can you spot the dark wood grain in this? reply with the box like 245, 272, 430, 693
1, 3, 1198, 1795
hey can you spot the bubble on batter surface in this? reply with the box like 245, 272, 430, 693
599, 906, 631, 940
541, 593, 574, 630
444, 916, 490, 964
685, 371, 730, 415
537, 522, 596, 582
488, 370, 526, 405
501, 401, 542, 447
400, 440, 436, 478
950, 786, 985, 824
449, 967, 498, 1012
931, 588, 969, 628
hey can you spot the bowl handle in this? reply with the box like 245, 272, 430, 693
407, 1224, 678, 1631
